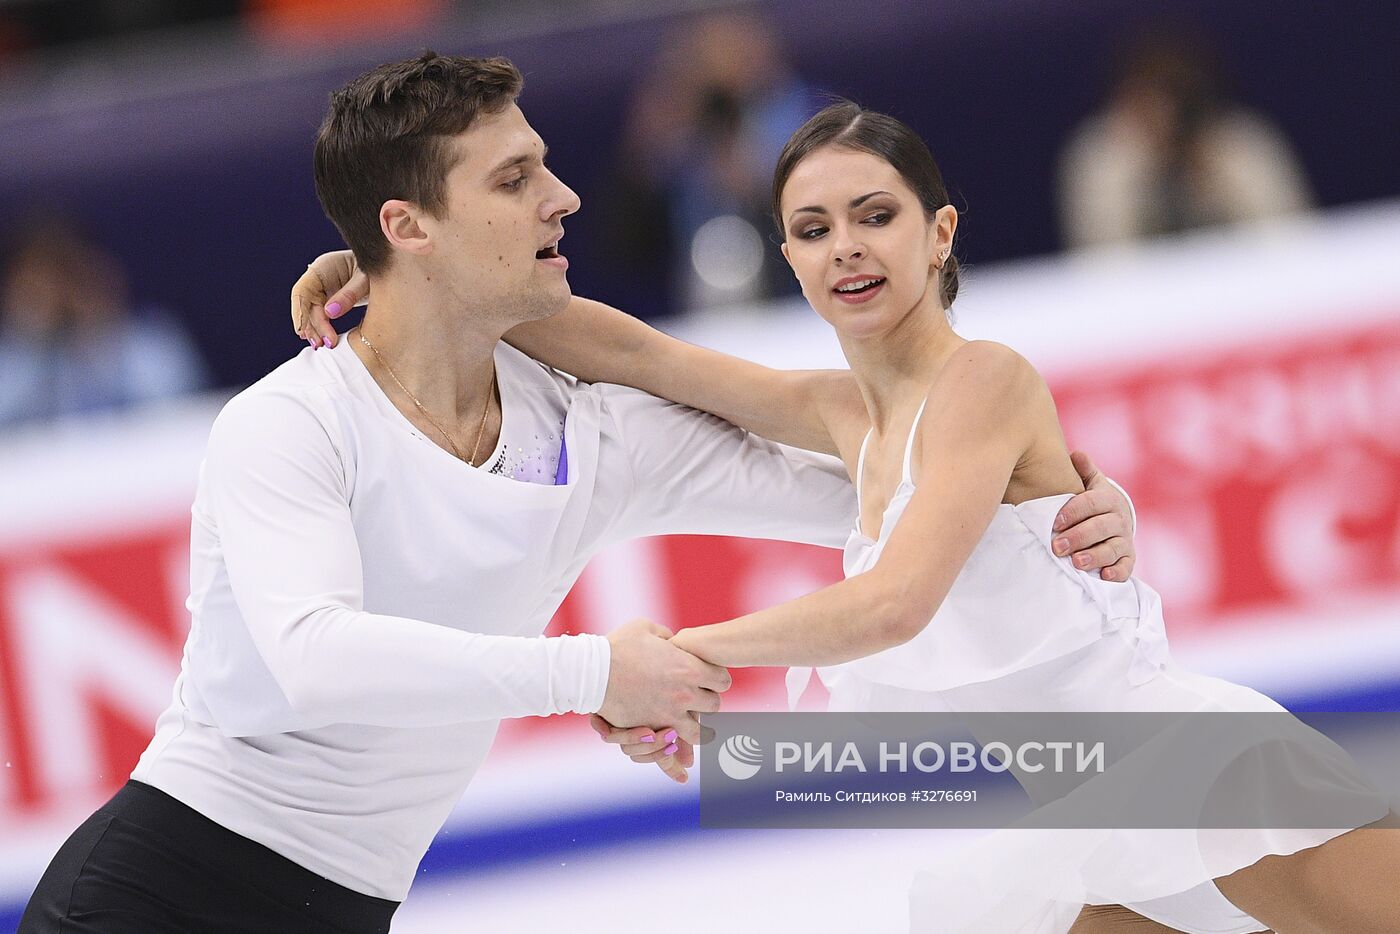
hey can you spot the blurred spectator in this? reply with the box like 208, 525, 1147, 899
0, 0, 238, 64
600, 12, 818, 317
0, 220, 209, 427
246, 0, 443, 46
1058, 29, 1313, 249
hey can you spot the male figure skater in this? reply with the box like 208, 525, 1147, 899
21, 53, 1134, 932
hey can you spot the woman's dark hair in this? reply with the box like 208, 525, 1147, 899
771, 101, 959, 309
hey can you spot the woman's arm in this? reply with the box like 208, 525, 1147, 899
288, 250, 858, 456
505, 296, 858, 456
670, 341, 1043, 668
288, 253, 1135, 579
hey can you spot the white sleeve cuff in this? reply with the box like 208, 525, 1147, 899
546, 633, 611, 715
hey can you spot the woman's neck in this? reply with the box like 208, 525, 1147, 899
840, 300, 966, 434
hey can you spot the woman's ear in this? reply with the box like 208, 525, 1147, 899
933, 205, 958, 261
926, 205, 958, 267
780, 240, 795, 276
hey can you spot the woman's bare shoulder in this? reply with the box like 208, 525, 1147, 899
932, 340, 1044, 406
949, 342, 1078, 495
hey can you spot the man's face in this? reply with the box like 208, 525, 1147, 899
419, 103, 580, 326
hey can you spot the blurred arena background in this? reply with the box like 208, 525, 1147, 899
0, 0, 1396, 930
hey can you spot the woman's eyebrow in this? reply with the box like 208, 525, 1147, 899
850, 190, 893, 208
790, 190, 894, 218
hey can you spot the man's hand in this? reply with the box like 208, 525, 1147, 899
598, 619, 730, 745
1051, 451, 1136, 582
291, 249, 369, 349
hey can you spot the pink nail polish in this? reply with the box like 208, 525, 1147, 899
664, 729, 677, 744
664, 742, 678, 756
307, 338, 317, 350
640, 733, 655, 744
326, 302, 342, 316
322, 336, 333, 348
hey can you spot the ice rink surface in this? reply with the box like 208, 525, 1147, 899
392, 825, 972, 933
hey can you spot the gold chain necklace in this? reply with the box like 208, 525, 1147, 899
358, 330, 495, 466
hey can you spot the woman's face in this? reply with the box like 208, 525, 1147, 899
778, 146, 955, 339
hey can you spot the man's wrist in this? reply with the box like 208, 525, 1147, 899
547, 633, 611, 715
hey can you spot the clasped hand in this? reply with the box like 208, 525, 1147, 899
595, 619, 725, 784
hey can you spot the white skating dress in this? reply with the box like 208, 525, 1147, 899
786, 399, 1389, 934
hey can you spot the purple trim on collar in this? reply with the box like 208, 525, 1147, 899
553, 418, 568, 485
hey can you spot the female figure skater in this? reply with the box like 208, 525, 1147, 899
295, 103, 1399, 933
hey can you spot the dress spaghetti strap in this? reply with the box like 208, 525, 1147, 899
900, 396, 931, 486
854, 428, 873, 513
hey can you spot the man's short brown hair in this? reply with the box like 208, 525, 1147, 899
313, 51, 524, 275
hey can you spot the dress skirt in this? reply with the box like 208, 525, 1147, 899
821, 625, 1394, 934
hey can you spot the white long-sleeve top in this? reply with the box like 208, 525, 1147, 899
130, 338, 855, 900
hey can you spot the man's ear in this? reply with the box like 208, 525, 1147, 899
379, 200, 433, 259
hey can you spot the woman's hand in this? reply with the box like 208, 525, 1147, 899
589, 715, 694, 784
291, 250, 368, 349
1052, 451, 1137, 581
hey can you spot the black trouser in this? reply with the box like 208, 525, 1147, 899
19, 780, 400, 933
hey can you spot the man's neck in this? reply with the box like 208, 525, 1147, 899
352, 269, 501, 431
